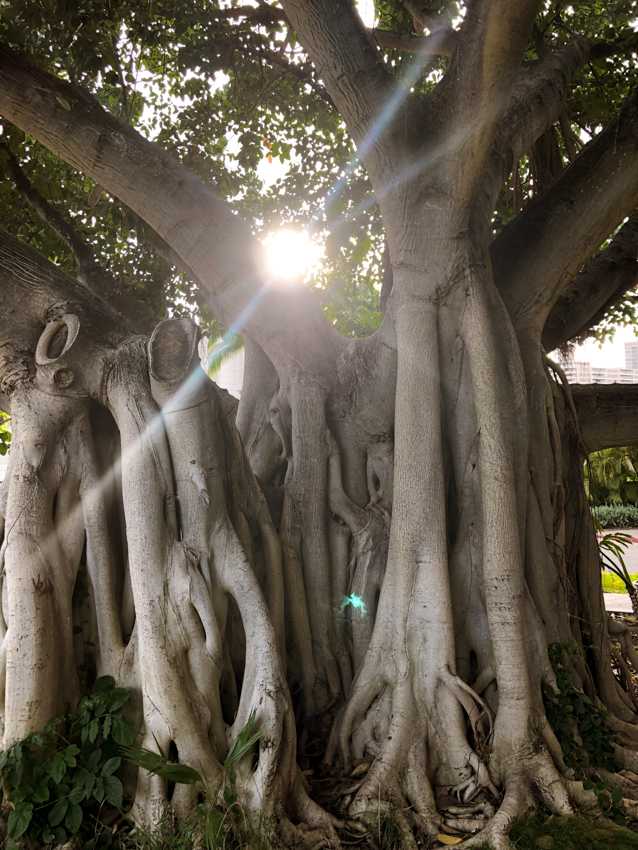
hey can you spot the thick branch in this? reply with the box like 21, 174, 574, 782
572, 384, 638, 452
400, 0, 450, 34
492, 87, 638, 330
431, 0, 541, 186
370, 27, 456, 56
543, 215, 638, 351
473, 39, 590, 240
280, 0, 395, 152
0, 47, 340, 373
2, 144, 157, 334
2, 143, 97, 274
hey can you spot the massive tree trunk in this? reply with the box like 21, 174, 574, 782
1, 4, 638, 847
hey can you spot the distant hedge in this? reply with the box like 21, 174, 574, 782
592, 504, 638, 528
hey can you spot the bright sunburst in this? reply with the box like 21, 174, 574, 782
264, 230, 323, 282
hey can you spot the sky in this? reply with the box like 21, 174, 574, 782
572, 325, 638, 369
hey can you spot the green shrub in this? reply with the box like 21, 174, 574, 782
593, 505, 638, 528
0, 676, 137, 847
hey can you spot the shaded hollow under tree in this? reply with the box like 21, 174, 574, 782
2, 3, 638, 848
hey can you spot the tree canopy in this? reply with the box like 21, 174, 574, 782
2, 0, 638, 342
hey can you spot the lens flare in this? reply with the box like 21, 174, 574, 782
341, 594, 366, 615
264, 230, 322, 281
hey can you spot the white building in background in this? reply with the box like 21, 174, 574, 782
562, 355, 638, 385
625, 341, 638, 370
210, 347, 244, 399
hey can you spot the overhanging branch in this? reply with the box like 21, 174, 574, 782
0, 46, 340, 373
280, 0, 395, 152
572, 384, 638, 452
430, 0, 541, 187
543, 215, 638, 352
474, 38, 590, 241
492, 86, 638, 330
370, 27, 456, 57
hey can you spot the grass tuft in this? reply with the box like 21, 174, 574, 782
479, 811, 638, 849
602, 572, 638, 593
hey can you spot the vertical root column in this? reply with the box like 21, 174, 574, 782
2, 386, 88, 742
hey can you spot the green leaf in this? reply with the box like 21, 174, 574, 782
7, 802, 33, 839
223, 786, 237, 806
101, 756, 121, 776
65, 802, 83, 833
225, 710, 262, 769
108, 688, 130, 712
68, 783, 86, 804
611, 785, 623, 803
102, 715, 112, 740
64, 745, 79, 767
88, 718, 99, 743
56, 96, 71, 111
48, 797, 69, 826
112, 716, 136, 746
161, 764, 203, 784
206, 806, 225, 849
103, 775, 123, 809
93, 676, 115, 694
50, 752, 67, 784
32, 779, 50, 803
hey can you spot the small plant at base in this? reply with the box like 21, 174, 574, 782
544, 641, 625, 820
0, 676, 137, 846
123, 709, 262, 850
0, 412, 10, 456
378, 807, 402, 850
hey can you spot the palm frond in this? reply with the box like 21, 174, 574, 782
225, 709, 262, 770
203, 333, 243, 378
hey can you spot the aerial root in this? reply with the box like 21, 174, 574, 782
451, 748, 573, 850
442, 667, 495, 746
451, 750, 499, 803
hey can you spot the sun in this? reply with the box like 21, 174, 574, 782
264, 230, 323, 281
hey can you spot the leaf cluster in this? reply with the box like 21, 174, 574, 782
0, 412, 11, 456
586, 447, 638, 507
0, 676, 137, 846
544, 641, 618, 813
123, 710, 262, 850
593, 504, 638, 528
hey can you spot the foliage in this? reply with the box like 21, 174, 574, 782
598, 527, 637, 593
0, 411, 10, 456
594, 505, 638, 528
504, 811, 638, 850
123, 710, 262, 850
586, 447, 638, 506
602, 571, 638, 593
543, 641, 616, 780
3, 1, 638, 339
0, 676, 137, 846
203, 334, 244, 378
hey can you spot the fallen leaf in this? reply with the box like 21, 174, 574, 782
440, 823, 462, 835
437, 835, 462, 846
56, 96, 71, 111
536, 837, 554, 849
